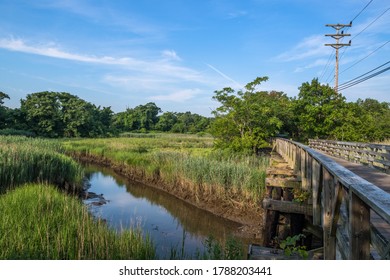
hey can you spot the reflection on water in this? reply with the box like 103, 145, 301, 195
82, 164, 250, 259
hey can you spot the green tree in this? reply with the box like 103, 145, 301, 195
155, 111, 178, 132
0, 92, 10, 129
293, 79, 346, 141
20, 92, 62, 137
211, 76, 291, 153
20, 91, 113, 138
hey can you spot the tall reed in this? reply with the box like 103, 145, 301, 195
0, 136, 83, 193
62, 135, 269, 206
0, 184, 155, 259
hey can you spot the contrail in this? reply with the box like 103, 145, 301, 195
206, 63, 243, 89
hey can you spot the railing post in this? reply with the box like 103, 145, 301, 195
349, 191, 370, 259
323, 168, 336, 259
312, 159, 322, 225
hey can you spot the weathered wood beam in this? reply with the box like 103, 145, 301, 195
262, 198, 313, 216
266, 178, 301, 188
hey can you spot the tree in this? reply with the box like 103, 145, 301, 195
20, 91, 114, 138
211, 76, 292, 153
293, 79, 346, 141
0, 92, 10, 129
155, 112, 178, 132
20, 92, 62, 137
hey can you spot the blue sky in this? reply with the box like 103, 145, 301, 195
0, 0, 389, 116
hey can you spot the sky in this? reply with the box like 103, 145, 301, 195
0, 0, 389, 116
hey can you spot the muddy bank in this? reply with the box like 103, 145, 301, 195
69, 152, 264, 240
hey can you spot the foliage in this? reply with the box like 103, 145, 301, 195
279, 234, 308, 259
20, 91, 114, 138
293, 78, 346, 140
200, 235, 244, 260
211, 76, 292, 153
0, 91, 10, 129
0, 184, 155, 259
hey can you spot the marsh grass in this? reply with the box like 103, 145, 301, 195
62, 135, 269, 206
0, 184, 155, 259
0, 136, 83, 193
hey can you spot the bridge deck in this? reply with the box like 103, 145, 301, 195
318, 152, 390, 245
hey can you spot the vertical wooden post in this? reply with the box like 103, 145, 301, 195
295, 147, 301, 174
312, 160, 322, 225
323, 168, 336, 259
301, 150, 307, 191
349, 191, 370, 259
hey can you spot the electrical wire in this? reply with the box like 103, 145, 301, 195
338, 60, 390, 90
340, 40, 389, 74
339, 7, 389, 62
338, 66, 390, 90
351, 0, 374, 23
320, 0, 374, 83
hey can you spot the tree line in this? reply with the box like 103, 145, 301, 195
210, 77, 389, 153
1, 76, 389, 153
0, 91, 211, 137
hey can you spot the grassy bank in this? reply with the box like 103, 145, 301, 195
0, 184, 155, 259
61, 134, 269, 213
0, 136, 83, 193
0, 136, 156, 259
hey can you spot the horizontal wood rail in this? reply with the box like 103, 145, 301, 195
309, 139, 390, 174
274, 138, 390, 259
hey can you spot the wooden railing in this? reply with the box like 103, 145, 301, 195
274, 138, 390, 259
309, 139, 390, 174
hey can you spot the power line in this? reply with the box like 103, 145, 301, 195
319, 50, 335, 81
338, 66, 390, 90
351, 0, 374, 23
353, 7, 389, 40
339, 7, 390, 61
338, 60, 390, 90
324, 24, 352, 92
340, 40, 390, 74
320, 0, 374, 85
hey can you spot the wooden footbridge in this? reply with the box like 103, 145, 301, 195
257, 138, 390, 260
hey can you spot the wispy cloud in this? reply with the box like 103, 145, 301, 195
35, 0, 158, 35
0, 37, 209, 84
161, 50, 181, 61
227, 10, 248, 19
151, 88, 202, 102
276, 35, 330, 62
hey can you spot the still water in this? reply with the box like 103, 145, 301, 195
82, 164, 248, 259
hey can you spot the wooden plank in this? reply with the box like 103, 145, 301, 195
349, 191, 370, 260
370, 225, 390, 259
262, 198, 313, 215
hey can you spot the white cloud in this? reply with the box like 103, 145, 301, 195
150, 89, 202, 102
0, 37, 210, 84
276, 35, 330, 62
161, 50, 181, 61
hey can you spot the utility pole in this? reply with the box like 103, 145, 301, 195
325, 23, 352, 92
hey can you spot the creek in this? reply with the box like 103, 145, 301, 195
82, 163, 254, 259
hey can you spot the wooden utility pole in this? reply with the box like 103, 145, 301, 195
325, 23, 352, 92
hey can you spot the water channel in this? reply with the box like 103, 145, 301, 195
82, 164, 255, 259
